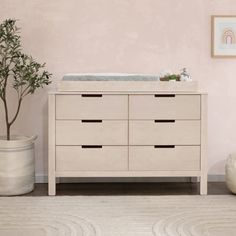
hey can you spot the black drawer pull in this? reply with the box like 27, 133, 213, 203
154, 94, 175, 97
81, 120, 103, 123
154, 145, 175, 148
82, 145, 103, 148
155, 120, 175, 123
81, 94, 102, 97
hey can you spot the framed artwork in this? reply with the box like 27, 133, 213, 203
212, 15, 236, 58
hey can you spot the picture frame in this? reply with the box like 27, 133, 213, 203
211, 15, 236, 58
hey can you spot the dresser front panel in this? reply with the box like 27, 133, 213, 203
56, 146, 128, 171
56, 120, 128, 145
56, 94, 128, 119
129, 120, 200, 145
129, 95, 200, 119
129, 146, 200, 171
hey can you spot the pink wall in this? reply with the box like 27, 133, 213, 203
1, 0, 236, 178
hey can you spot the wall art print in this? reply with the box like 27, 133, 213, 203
212, 15, 236, 57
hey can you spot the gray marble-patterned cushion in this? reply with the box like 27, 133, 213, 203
63, 74, 159, 81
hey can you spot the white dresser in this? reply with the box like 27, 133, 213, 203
48, 80, 207, 195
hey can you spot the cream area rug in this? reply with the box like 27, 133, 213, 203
0, 195, 236, 236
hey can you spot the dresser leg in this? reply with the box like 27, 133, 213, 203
200, 174, 208, 195
48, 177, 56, 196
48, 94, 56, 196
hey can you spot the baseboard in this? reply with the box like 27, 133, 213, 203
35, 174, 226, 184
208, 174, 225, 182
35, 174, 48, 183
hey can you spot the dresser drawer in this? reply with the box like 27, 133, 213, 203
56, 120, 128, 145
129, 120, 200, 145
129, 146, 200, 171
56, 146, 128, 171
56, 94, 128, 119
129, 95, 200, 119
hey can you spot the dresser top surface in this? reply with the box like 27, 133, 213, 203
51, 80, 207, 94
49, 90, 207, 95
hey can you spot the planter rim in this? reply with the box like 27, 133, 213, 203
0, 135, 37, 149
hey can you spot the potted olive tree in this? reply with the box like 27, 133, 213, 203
0, 19, 51, 195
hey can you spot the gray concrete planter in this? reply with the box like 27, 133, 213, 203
0, 135, 37, 196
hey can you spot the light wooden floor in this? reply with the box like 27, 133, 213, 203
24, 182, 231, 196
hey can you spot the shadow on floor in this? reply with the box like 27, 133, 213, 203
24, 182, 231, 196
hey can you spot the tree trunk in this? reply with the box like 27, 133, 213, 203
7, 124, 10, 140
2, 98, 10, 140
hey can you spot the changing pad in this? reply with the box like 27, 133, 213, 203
57, 73, 198, 92
62, 73, 159, 81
